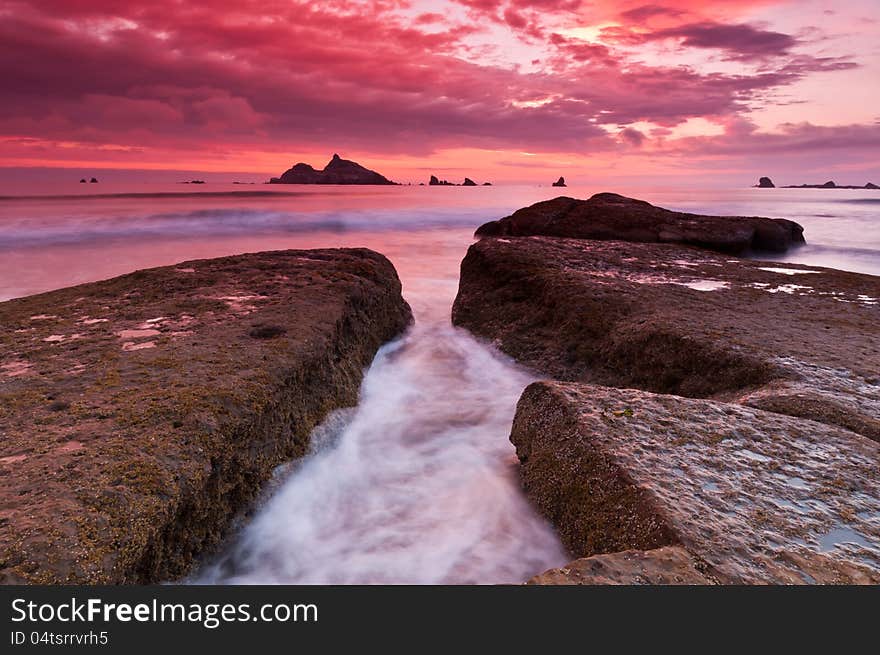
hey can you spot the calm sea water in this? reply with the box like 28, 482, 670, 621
1, 183, 877, 583
1, 183, 878, 302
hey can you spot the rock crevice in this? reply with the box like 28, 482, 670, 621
452, 195, 880, 584
0, 249, 412, 583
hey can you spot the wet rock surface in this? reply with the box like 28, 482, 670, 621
474, 193, 805, 254
0, 249, 412, 583
514, 382, 880, 584
528, 546, 711, 585
455, 218, 879, 584
452, 237, 880, 442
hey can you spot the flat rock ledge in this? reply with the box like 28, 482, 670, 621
452, 237, 880, 443
0, 249, 412, 583
517, 382, 880, 584
474, 193, 805, 255
452, 232, 880, 584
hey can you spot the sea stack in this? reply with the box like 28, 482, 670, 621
89, 177, 98, 183
757, 176, 775, 188
463, 178, 477, 186
270, 154, 394, 185
552, 177, 566, 187
782, 180, 875, 189
79, 178, 86, 183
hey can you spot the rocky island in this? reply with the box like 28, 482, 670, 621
0, 249, 411, 583
429, 175, 490, 186
269, 154, 395, 185
783, 181, 879, 189
453, 193, 880, 584
756, 176, 879, 190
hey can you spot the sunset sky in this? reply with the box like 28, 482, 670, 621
1, 0, 879, 185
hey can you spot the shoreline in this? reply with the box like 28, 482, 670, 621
0, 249, 412, 583
1, 192, 879, 584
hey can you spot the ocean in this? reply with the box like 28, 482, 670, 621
1, 183, 877, 583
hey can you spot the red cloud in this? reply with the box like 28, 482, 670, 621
0, 0, 874, 178
603, 20, 800, 61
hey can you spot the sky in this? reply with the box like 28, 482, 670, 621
1, 0, 878, 185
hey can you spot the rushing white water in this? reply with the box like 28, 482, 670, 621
197, 319, 569, 584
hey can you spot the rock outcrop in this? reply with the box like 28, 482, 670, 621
452, 237, 880, 443
515, 382, 880, 584
552, 177, 566, 187
89, 178, 98, 183
782, 181, 879, 190
79, 178, 86, 183
455, 192, 879, 584
429, 175, 485, 186
757, 176, 775, 188
0, 249, 412, 583
473, 193, 805, 254
269, 154, 394, 185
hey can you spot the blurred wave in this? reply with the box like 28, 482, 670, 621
0, 206, 488, 248
196, 322, 568, 584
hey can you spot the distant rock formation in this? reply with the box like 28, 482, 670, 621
181, 180, 205, 184
756, 177, 775, 188
269, 154, 394, 185
552, 177, 566, 187
428, 175, 486, 186
79, 178, 86, 183
781, 180, 879, 190
89, 177, 98, 183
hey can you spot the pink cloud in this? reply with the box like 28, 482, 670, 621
620, 127, 647, 147
0, 0, 876, 181
645, 22, 798, 61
